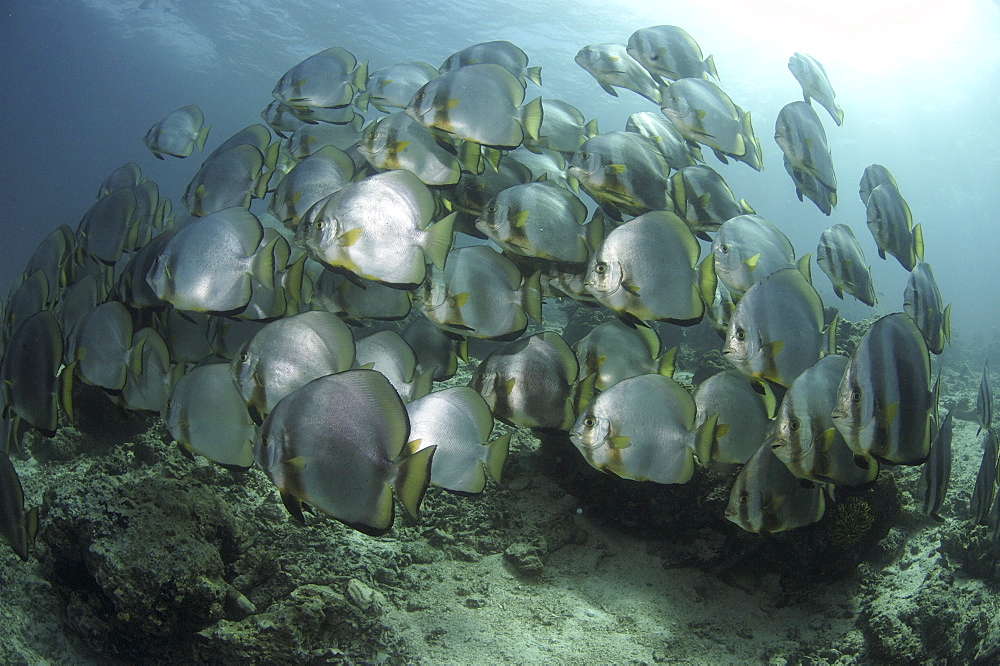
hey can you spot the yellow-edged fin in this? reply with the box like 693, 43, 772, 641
604, 164, 627, 175
825, 312, 838, 355
452, 292, 470, 308
485, 431, 512, 484
338, 226, 364, 248
575, 372, 597, 416
390, 140, 409, 154
584, 209, 605, 251
525, 66, 543, 87
744, 253, 760, 271
695, 412, 719, 467
610, 435, 631, 449
739, 198, 754, 214
483, 147, 503, 172
522, 271, 542, 323
405, 439, 424, 455
458, 140, 484, 175
943, 303, 952, 344
913, 223, 924, 262
760, 381, 777, 419
422, 212, 455, 270
519, 96, 544, 142
697, 254, 717, 307
819, 427, 837, 452
352, 60, 369, 91
250, 236, 277, 292
283, 253, 307, 304
512, 209, 530, 228
585, 118, 599, 138
393, 444, 436, 519
796, 252, 813, 284
657, 346, 677, 378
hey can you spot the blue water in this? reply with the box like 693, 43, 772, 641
2, 0, 998, 346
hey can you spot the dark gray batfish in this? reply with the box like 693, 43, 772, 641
916, 409, 953, 521
725, 441, 826, 534
312, 270, 413, 323
903, 262, 951, 355
774, 101, 837, 210
354, 330, 432, 403
671, 164, 753, 239
76, 187, 137, 264
787, 53, 844, 126
659, 77, 762, 170
771, 355, 878, 486
268, 145, 355, 229
625, 111, 703, 168
182, 143, 267, 217
147, 207, 276, 314
694, 369, 773, 465
585, 210, 713, 325
712, 214, 795, 298
67, 301, 133, 391
418, 245, 541, 341
406, 387, 509, 494
164, 363, 256, 469
976, 361, 993, 435
970, 430, 998, 525
572, 320, 673, 392
568, 130, 671, 221
401, 316, 466, 382
360, 61, 440, 112
859, 164, 896, 206
144, 104, 210, 159
575, 43, 661, 104
1, 310, 65, 435
253, 369, 435, 536
816, 223, 877, 306
474, 180, 595, 266
469, 331, 582, 431
570, 374, 710, 484
97, 161, 143, 199
438, 40, 541, 87
866, 181, 923, 271
722, 267, 832, 388
357, 112, 462, 186
295, 170, 454, 288
272, 46, 366, 112
626, 25, 719, 83
0, 452, 38, 561
832, 313, 934, 466
405, 63, 542, 150
231, 310, 355, 419
523, 99, 597, 157
121, 327, 175, 414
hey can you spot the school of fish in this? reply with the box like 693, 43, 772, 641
2, 27, 999, 561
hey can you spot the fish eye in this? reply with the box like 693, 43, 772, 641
487, 205, 498, 214
735, 327, 746, 341
594, 262, 608, 274
415, 92, 425, 100
239, 352, 249, 363
789, 418, 800, 432
580, 152, 590, 160
738, 493, 749, 505
583, 417, 597, 428
720, 244, 729, 254
315, 220, 324, 230
851, 389, 862, 403
367, 131, 377, 140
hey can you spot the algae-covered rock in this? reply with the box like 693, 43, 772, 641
194, 583, 405, 662
36, 459, 241, 658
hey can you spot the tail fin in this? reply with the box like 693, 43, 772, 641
393, 445, 435, 520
